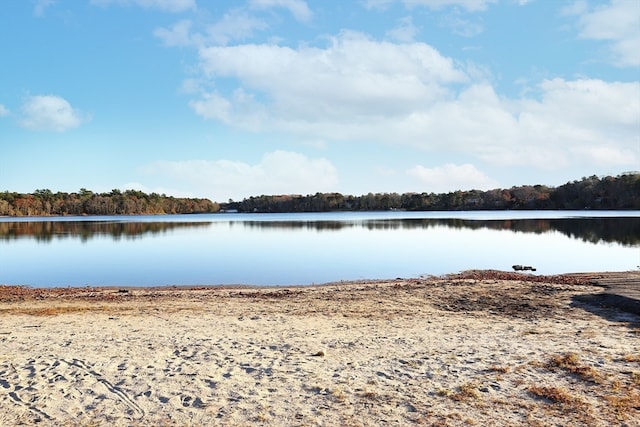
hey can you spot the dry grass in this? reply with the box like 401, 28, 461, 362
436, 388, 453, 398
534, 352, 640, 422
450, 382, 481, 402
527, 385, 584, 406
622, 354, 640, 363
487, 364, 509, 374
0, 305, 126, 316
358, 389, 379, 400
552, 352, 580, 367
330, 387, 347, 403
547, 352, 602, 383
604, 391, 640, 421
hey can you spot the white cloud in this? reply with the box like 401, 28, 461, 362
193, 31, 467, 126
189, 91, 233, 123
154, 10, 270, 47
406, 0, 497, 12
120, 182, 195, 198
205, 9, 269, 45
34, 0, 55, 17
0, 104, 9, 117
184, 26, 639, 172
90, 0, 195, 13
572, 0, 640, 67
399, 79, 639, 169
154, 2, 312, 48
362, 0, 394, 10
561, 0, 588, 16
363, 0, 497, 12
140, 151, 339, 201
439, 10, 485, 37
407, 163, 499, 192
511, 78, 639, 168
371, 1, 490, 36
249, 0, 313, 22
19, 95, 88, 132
154, 20, 197, 47
529, 78, 639, 131
386, 16, 419, 42
571, 144, 639, 167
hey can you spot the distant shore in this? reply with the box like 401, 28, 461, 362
1, 271, 638, 426
2, 174, 639, 217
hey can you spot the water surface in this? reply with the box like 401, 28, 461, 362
1, 211, 638, 287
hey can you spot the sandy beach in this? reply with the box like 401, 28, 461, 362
1, 271, 638, 426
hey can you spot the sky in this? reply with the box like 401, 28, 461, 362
0, 0, 639, 203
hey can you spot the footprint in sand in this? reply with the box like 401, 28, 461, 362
0, 362, 53, 422
61, 358, 145, 420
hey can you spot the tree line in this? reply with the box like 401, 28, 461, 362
0, 189, 219, 217
1, 173, 637, 217
223, 173, 639, 213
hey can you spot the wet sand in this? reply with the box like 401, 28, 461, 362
1, 271, 639, 426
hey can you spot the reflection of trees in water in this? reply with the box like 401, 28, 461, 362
0, 217, 637, 247
0, 221, 211, 243
240, 217, 640, 247
543, 218, 639, 246
240, 221, 352, 231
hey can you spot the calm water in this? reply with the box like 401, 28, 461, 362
1, 211, 638, 287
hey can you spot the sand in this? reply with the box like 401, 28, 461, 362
0, 271, 638, 426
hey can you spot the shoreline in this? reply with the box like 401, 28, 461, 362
1, 271, 638, 426
0, 268, 628, 289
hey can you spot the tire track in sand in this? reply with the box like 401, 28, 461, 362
61, 358, 145, 419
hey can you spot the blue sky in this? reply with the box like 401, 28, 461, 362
1, 0, 638, 203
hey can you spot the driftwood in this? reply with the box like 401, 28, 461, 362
512, 265, 537, 272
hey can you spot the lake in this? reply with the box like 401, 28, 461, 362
1, 211, 638, 287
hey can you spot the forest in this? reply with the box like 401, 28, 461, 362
0, 173, 638, 217
223, 173, 639, 213
0, 189, 218, 217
